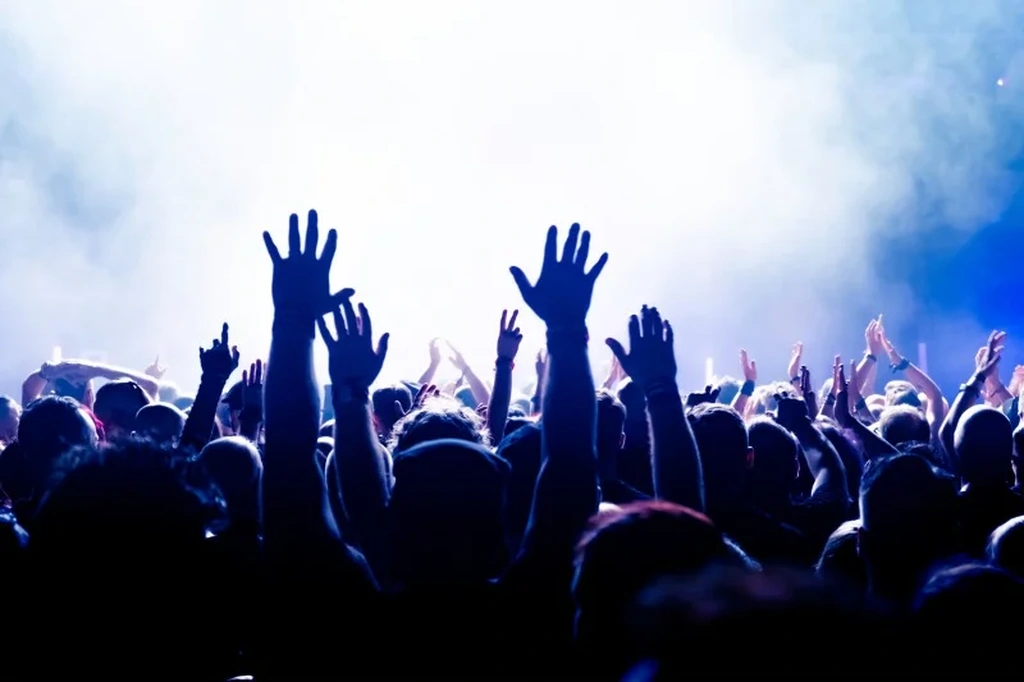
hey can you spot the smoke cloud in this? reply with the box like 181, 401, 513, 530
0, 0, 1020, 394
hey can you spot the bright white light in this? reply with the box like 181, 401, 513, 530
998, 78, 1005, 87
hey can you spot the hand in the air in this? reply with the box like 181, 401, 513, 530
496, 309, 523, 361
200, 323, 241, 380
242, 359, 264, 414
318, 299, 389, 391
786, 342, 802, 382
510, 223, 608, 327
799, 365, 818, 420
606, 305, 676, 389
144, 355, 167, 380
263, 209, 353, 319
974, 331, 1006, 383
774, 394, 811, 433
395, 384, 440, 418
741, 349, 758, 383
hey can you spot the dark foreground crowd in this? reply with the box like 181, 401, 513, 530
1, 211, 1022, 681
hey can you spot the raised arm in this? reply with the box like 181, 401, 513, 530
261, 210, 352, 551
776, 395, 848, 500
448, 343, 491, 407
880, 327, 947, 438
730, 349, 757, 416
940, 331, 1004, 471
318, 297, 391, 555
608, 305, 703, 511
511, 224, 607, 558
486, 309, 523, 445
179, 323, 240, 454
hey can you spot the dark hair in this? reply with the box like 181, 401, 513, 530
18, 396, 94, 480
389, 397, 488, 453
93, 380, 151, 436
372, 384, 413, 434
688, 403, 748, 509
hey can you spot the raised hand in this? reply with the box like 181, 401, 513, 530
786, 342, 802, 382
800, 365, 818, 420
242, 359, 264, 414
509, 223, 608, 327
395, 384, 440, 418
263, 209, 353, 319
686, 385, 719, 408
741, 349, 758, 383
144, 355, 166, 380
866, 316, 885, 357
774, 394, 811, 432
975, 330, 1006, 383
830, 355, 842, 398
447, 342, 470, 373
497, 309, 523, 361
199, 323, 240, 380
1008, 364, 1024, 398
428, 338, 442, 366
318, 299, 389, 393
834, 363, 855, 429
535, 348, 548, 377
606, 305, 676, 389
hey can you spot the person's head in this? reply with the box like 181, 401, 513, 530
29, 440, 224, 675
0, 396, 21, 446
157, 382, 180, 404
18, 396, 97, 494
371, 384, 413, 438
858, 454, 958, 602
877, 405, 930, 447
596, 390, 626, 472
572, 502, 750, 670
199, 436, 262, 527
133, 403, 187, 446
453, 386, 476, 410
388, 395, 488, 452
818, 420, 864, 501
388, 439, 510, 586
746, 417, 799, 509
713, 376, 741, 406
884, 380, 922, 409
747, 382, 797, 417
816, 520, 867, 591
687, 403, 752, 512
93, 380, 151, 441
955, 405, 1013, 486
914, 562, 1024, 659
986, 516, 1024, 577
616, 379, 646, 417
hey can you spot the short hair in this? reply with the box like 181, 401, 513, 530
955, 405, 1013, 483
18, 396, 94, 469
860, 454, 957, 551
688, 403, 748, 505
372, 384, 413, 431
885, 380, 921, 408
94, 380, 151, 435
748, 382, 797, 416
878, 405, 930, 447
747, 417, 799, 493
388, 396, 488, 453
134, 403, 187, 445
714, 376, 741, 406
987, 516, 1024, 577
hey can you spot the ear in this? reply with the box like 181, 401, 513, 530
745, 446, 755, 469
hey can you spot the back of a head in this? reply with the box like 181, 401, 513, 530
914, 562, 1024, 658
816, 520, 867, 591
878, 405, 930, 447
389, 439, 510, 584
714, 377, 741, 406
94, 379, 151, 439
134, 403, 187, 446
29, 440, 225, 676
388, 396, 488, 452
627, 567, 891, 679
573, 501, 748, 660
748, 382, 796, 416
199, 436, 261, 513
687, 403, 748, 507
860, 454, 957, 570
18, 396, 96, 487
372, 383, 413, 433
987, 515, 1024, 577
495, 422, 542, 551
746, 417, 798, 502
885, 380, 922, 408
955, 405, 1013, 484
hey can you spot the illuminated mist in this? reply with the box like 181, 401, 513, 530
0, 0, 1021, 395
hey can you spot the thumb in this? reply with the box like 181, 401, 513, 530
509, 267, 532, 299
605, 338, 628, 367
376, 332, 390, 361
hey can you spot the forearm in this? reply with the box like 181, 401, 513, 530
417, 360, 440, 386
487, 362, 514, 446
263, 317, 335, 547
730, 379, 753, 419
179, 377, 228, 453
333, 396, 389, 545
793, 423, 848, 496
905, 363, 946, 426
647, 385, 704, 511
78, 361, 160, 398
940, 385, 980, 473
462, 365, 491, 407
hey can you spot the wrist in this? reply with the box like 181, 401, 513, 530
644, 378, 678, 400
273, 312, 315, 339
495, 357, 515, 371
332, 382, 371, 406
864, 352, 878, 363
740, 379, 755, 397
890, 357, 910, 373
546, 326, 588, 353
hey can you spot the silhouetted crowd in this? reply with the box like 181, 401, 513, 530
2, 211, 1022, 681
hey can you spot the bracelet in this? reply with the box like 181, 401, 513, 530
495, 357, 515, 371
825, 394, 836, 406
891, 358, 910, 373
865, 353, 877, 362
790, 376, 800, 385
740, 380, 755, 397
855, 398, 867, 411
